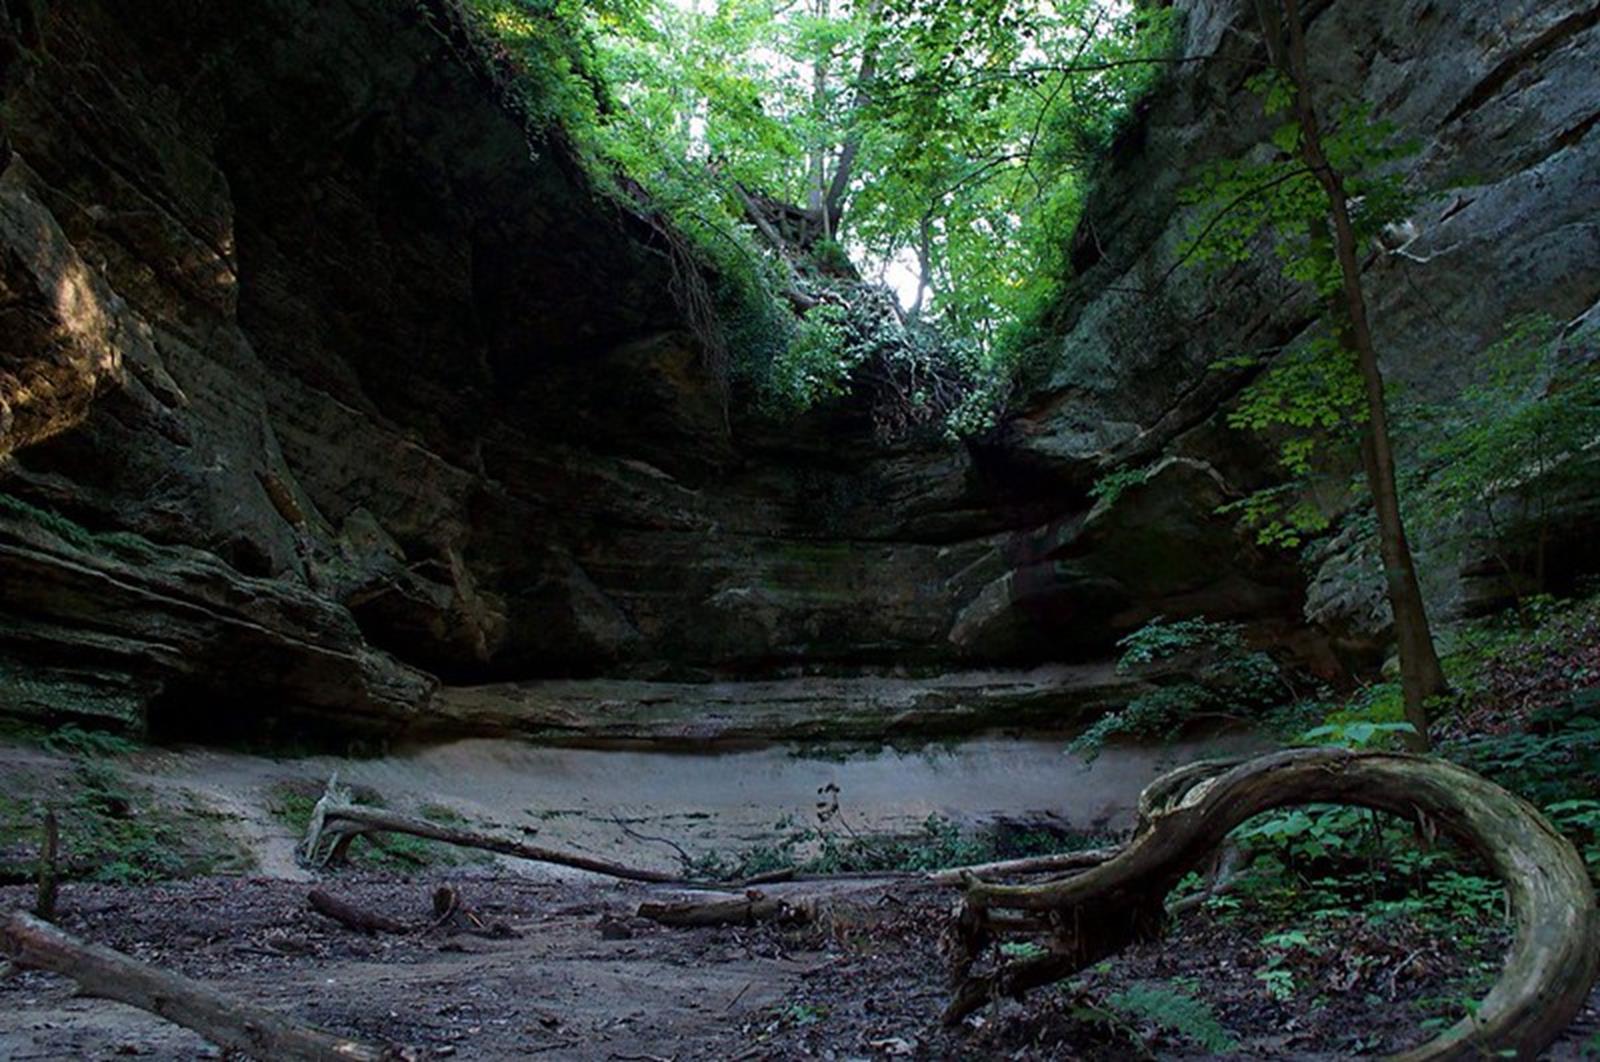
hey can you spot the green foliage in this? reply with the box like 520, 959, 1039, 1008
1000, 940, 1047, 959
1102, 982, 1239, 1054
1182, 82, 1417, 299
466, 0, 1180, 426
688, 812, 1105, 880
763, 302, 851, 410
1445, 695, 1600, 809
0, 492, 158, 559
1070, 616, 1284, 760
1225, 803, 1507, 935
1114, 614, 1238, 667
1294, 681, 1416, 750
0, 759, 251, 885
1542, 800, 1600, 880
42, 723, 141, 758
1089, 464, 1154, 508
1184, 77, 1416, 553
1414, 315, 1600, 598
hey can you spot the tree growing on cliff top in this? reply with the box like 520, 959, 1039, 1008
1186, 0, 1446, 748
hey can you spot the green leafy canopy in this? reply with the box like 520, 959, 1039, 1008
464, 0, 1182, 429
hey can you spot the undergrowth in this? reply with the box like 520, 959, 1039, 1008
0, 728, 251, 884
1051, 591, 1600, 1054
687, 812, 1108, 881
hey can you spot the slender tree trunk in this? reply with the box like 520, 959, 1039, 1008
821, 0, 884, 236
1261, 0, 1448, 748
806, 0, 831, 239
909, 213, 932, 319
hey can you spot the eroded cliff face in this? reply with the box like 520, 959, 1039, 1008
1, 0, 1595, 741
1008, 0, 1600, 660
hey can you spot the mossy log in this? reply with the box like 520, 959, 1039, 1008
943, 748, 1600, 1061
1, 912, 415, 1061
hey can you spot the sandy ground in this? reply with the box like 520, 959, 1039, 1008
104, 732, 1262, 879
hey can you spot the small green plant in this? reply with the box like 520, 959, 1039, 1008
43, 723, 140, 758
1256, 966, 1296, 1002
777, 1001, 825, 1027
1090, 465, 1155, 508
1070, 616, 1286, 760
1000, 940, 1047, 960
1542, 799, 1600, 881
1103, 982, 1239, 1054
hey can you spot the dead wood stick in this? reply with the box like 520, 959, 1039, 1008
307, 889, 408, 935
34, 810, 57, 920
637, 891, 809, 928
299, 776, 675, 883
925, 845, 1121, 885
430, 885, 519, 939
1, 911, 415, 1061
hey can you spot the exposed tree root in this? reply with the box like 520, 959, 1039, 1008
299, 775, 676, 883
1, 911, 417, 1061
942, 748, 1600, 1060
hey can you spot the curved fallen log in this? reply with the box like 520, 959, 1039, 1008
943, 748, 1600, 1061
299, 775, 675, 883
1, 912, 415, 1061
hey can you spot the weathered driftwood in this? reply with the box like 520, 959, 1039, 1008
308, 888, 409, 935
299, 775, 675, 883
925, 846, 1120, 886
1, 911, 416, 1061
943, 748, 1600, 1061
637, 890, 810, 928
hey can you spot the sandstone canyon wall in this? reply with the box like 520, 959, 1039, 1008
1, 0, 1595, 742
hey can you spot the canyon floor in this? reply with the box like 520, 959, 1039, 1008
2, 736, 1599, 1059
4, 870, 1599, 1061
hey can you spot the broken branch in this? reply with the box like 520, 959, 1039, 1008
299, 775, 675, 883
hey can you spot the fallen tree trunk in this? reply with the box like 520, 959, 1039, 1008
299, 776, 675, 883
637, 891, 809, 928
942, 748, 1600, 1061
1, 911, 414, 1061
308, 888, 409, 935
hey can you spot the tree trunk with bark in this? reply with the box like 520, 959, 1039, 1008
1253, 0, 1449, 749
